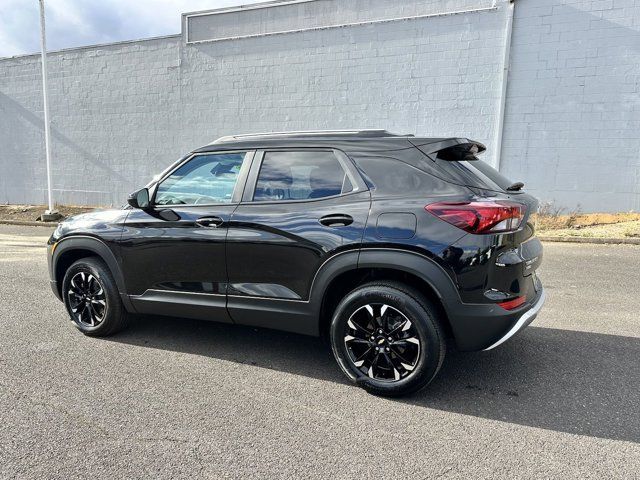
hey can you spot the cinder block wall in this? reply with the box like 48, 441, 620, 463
0, 37, 183, 205
0, 0, 638, 211
502, 0, 640, 211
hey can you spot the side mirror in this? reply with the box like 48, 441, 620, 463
127, 188, 150, 209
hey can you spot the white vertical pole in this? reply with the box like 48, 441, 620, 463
493, 0, 515, 172
39, 0, 56, 215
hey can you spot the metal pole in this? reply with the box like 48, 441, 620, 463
39, 0, 58, 218
493, 0, 515, 172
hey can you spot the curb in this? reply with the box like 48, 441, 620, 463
0, 219, 60, 227
538, 236, 640, 245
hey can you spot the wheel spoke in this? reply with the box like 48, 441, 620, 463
87, 274, 98, 293
80, 304, 91, 326
354, 347, 373, 363
345, 336, 369, 346
391, 337, 420, 347
89, 303, 103, 321
347, 317, 372, 336
387, 350, 415, 378
389, 346, 413, 365
386, 319, 407, 336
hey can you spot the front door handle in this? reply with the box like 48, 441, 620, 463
319, 214, 354, 227
196, 216, 224, 228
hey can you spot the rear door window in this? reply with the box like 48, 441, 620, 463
253, 151, 352, 202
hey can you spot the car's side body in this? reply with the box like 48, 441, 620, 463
49, 131, 544, 354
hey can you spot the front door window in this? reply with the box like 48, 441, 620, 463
155, 152, 249, 206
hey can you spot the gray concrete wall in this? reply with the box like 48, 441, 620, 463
0, 0, 639, 211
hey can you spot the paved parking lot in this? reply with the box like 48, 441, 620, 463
0, 224, 638, 478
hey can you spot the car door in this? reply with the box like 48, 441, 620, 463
226, 148, 371, 334
119, 150, 254, 323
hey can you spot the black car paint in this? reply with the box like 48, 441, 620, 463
48, 134, 543, 351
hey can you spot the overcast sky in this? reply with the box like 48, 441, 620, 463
0, 0, 264, 57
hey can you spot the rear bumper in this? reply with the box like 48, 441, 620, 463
482, 289, 546, 351
446, 287, 546, 351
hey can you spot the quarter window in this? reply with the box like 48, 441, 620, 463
155, 152, 249, 206
253, 151, 352, 202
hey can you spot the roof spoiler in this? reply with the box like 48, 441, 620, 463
409, 138, 486, 160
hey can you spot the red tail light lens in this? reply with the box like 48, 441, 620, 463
498, 295, 527, 311
425, 200, 526, 234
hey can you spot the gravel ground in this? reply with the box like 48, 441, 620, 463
0, 225, 638, 479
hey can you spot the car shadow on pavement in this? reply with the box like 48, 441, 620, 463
110, 315, 640, 444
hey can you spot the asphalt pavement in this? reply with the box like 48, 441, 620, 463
0, 224, 638, 479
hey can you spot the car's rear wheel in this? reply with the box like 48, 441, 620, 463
330, 281, 446, 397
62, 257, 129, 336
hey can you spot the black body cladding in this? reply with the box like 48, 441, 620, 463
49, 131, 544, 352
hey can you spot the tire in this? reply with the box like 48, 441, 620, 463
330, 281, 446, 397
62, 257, 129, 336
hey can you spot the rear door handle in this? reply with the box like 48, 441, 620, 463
319, 214, 354, 227
196, 216, 224, 228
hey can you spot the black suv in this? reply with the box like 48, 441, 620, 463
48, 130, 545, 396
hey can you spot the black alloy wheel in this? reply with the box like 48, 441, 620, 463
330, 282, 446, 396
62, 257, 129, 336
344, 303, 421, 381
67, 271, 107, 327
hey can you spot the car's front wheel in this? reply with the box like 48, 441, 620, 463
330, 282, 446, 397
62, 257, 129, 336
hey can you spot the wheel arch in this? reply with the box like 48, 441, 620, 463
312, 248, 460, 339
52, 236, 130, 308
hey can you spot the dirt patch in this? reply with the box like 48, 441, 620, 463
0, 204, 98, 223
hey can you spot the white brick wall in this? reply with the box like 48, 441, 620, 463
0, 0, 638, 211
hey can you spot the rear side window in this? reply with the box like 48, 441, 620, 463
352, 156, 435, 196
253, 151, 352, 202
432, 157, 514, 192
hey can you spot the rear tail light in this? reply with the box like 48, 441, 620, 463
425, 200, 526, 234
498, 295, 527, 311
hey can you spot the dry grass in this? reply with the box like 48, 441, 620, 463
538, 220, 640, 239
533, 203, 640, 238
533, 211, 640, 231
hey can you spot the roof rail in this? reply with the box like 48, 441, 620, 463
210, 129, 405, 144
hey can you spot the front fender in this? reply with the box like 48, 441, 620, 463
49, 235, 132, 310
